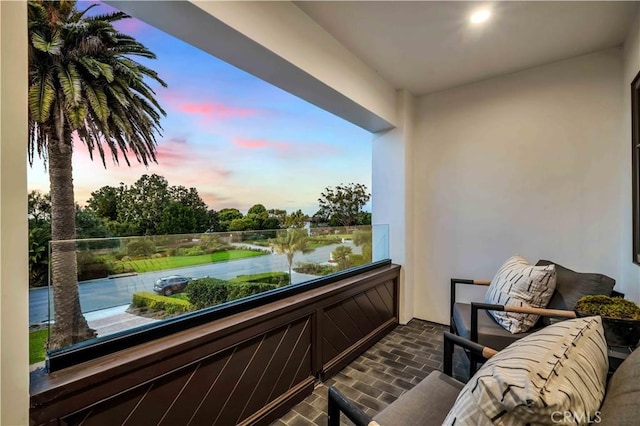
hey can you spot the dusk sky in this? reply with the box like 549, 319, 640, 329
27, 1, 372, 215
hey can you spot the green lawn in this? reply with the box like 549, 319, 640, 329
30, 328, 49, 365
115, 250, 266, 273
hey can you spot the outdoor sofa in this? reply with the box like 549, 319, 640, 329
329, 318, 640, 425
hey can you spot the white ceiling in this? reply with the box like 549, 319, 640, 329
296, 1, 638, 95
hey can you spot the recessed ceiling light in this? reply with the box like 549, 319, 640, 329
470, 9, 491, 24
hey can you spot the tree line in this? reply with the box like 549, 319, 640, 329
28, 175, 371, 287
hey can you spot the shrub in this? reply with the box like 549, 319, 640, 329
227, 282, 278, 301
294, 262, 336, 276
126, 239, 156, 257
332, 245, 353, 270
131, 292, 192, 314
185, 278, 231, 309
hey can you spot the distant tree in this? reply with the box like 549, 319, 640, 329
118, 174, 170, 235
158, 201, 197, 235
247, 204, 267, 216
285, 209, 306, 228
268, 208, 287, 227
217, 208, 243, 231
86, 185, 123, 221
75, 206, 109, 239
317, 183, 371, 227
356, 211, 372, 226
246, 203, 268, 229
228, 217, 258, 232
271, 229, 315, 284
207, 209, 220, 232
170, 186, 211, 232
28, 190, 51, 225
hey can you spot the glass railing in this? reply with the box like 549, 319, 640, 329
30, 225, 389, 365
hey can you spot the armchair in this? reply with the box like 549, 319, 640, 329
451, 261, 620, 353
450, 278, 576, 353
327, 332, 497, 426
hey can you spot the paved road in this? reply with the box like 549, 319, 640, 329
29, 242, 357, 324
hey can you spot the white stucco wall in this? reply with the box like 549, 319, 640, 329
372, 90, 415, 323
413, 49, 626, 325
0, 1, 29, 424
621, 8, 640, 303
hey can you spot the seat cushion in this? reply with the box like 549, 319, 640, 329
599, 346, 640, 425
444, 316, 608, 425
453, 302, 538, 351
536, 260, 616, 324
484, 255, 556, 333
373, 371, 464, 426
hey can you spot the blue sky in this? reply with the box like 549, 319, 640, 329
27, 1, 372, 215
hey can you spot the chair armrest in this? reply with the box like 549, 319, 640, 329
469, 302, 577, 342
327, 334, 499, 425
328, 386, 379, 426
450, 278, 491, 319
442, 331, 497, 378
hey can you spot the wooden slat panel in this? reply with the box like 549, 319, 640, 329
266, 319, 312, 407
123, 363, 196, 426
354, 292, 382, 328
223, 318, 311, 425
340, 297, 375, 335
31, 264, 400, 426
366, 286, 393, 320
157, 356, 228, 426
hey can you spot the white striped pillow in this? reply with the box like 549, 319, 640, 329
444, 316, 608, 425
484, 255, 556, 333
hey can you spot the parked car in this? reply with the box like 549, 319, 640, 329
153, 275, 192, 296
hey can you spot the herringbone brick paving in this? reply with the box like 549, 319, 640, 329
272, 319, 467, 426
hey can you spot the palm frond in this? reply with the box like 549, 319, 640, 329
56, 62, 81, 105
28, 69, 56, 122
31, 30, 63, 55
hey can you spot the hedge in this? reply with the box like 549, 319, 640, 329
231, 271, 289, 286
186, 278, 279, 309
131, 291, 193, 314
185, 278, 230, 309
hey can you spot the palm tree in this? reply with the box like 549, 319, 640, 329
28, 0, 166, 349
271, 229, 315, 284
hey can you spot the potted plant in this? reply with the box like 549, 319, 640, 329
575, 295, 640, 347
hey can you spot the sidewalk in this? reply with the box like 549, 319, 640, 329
85, 304, 159, 336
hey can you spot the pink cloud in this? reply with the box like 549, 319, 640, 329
233, 137, 290, 151
178, 102, 259, 120
232, 137, 339, 158
154, 138, 190, 166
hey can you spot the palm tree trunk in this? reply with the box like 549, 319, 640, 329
48, 134, 96, 349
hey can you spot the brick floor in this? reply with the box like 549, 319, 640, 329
272, 319, 469, 425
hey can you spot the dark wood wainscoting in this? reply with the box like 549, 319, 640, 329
30, 263, 400, 426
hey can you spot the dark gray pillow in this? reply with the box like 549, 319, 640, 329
536, 260, 615, 311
